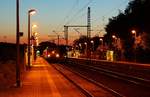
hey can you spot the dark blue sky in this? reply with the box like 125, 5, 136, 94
0, 0, 129, 44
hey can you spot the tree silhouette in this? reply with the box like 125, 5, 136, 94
105, 0, 150, 62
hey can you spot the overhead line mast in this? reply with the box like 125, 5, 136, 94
64, 7, 91, 46
87, 7, 91, 38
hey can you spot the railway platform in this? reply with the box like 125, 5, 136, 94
0, 57, 114, 97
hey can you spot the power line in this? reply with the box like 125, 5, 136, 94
87, 0, 129, 37
65, 0, 94, 25
56, 0, 79, 31
93, 0, 129, 26
54, 0, 94, 37
67, 11, 87, 25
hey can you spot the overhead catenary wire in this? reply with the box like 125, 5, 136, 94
64, 0, 94, 39
91, 0, 129, 36
53, 0, 129, 40
93, 0, 129, 26
53, 0, 94, 40
65, 0, 94, 25
56, 0, 79, 32
67, 11, 87, 25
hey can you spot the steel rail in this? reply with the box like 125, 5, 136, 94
51, 64, 94, 97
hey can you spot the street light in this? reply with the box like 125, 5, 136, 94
112, 35, 117, 45
132, 30, 136, 38
112, 35, 117, 39
31, 24, 37, 41
99, 38, 103, 41
91, 40, 94, 43
79, 43, 82, 49
31, 25, 38, 62
99, 38, 103, 45
90, 40, 94, 51
84, 42, 87, 56
29, 9, 36, 15
32, 24, 37, 28
28, 9, 36, 69
90, 40, 94, 59
31, 24, 38, 45
131, 30, 137, 62
99, 38, 104, 52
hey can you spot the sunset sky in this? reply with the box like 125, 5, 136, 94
0, 0, 129, 44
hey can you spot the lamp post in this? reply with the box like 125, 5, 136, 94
100, 38, 103, 46
79, 43, 81, 47
112, 35, 116, 38
84, 42, 87, 57
32, 24, 37, 28
131, 30, 137, 49
90, 40, 94, 58
112, 35, 118, 61
31, 24, 37, 47
99, 38, 103, 52
28, 9, 36, 69
112, 35, 118, 47
91, 40, 94, 51
31, 25, 38, 61
131, 30, 137, 62
16, 0, 20, 87
132, 30, 136, 38
31, 24, 37, 39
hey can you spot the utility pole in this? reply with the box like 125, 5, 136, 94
16, 0, 21, 87
57, 35, 60, 46
28, 11, 31, 69
87, 7, 91, 38
64, 25, 68, 46
87, 7, 91, 58
28, 9, 36, 69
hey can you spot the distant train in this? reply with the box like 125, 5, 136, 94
43, 49, 60, 58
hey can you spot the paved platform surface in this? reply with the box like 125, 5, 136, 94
0, 57, 85, 97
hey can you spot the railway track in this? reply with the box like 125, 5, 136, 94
75, 63, 150, 88
63, 61, 150, 97
67, 58, 150, 81
46, 57, 150, 97
51, 63, 124, 97
51, 64, 94, 97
